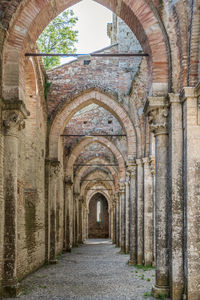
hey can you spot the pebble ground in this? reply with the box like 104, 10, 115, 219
5, 239, 155, 300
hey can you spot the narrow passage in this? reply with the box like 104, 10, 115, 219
8, 240, 155, 300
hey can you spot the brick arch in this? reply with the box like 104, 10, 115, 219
80, 169, 115, 197
83, 181, 114, 210
74, 157, 119, 193
2, 0, 170, 101
65, 136, 126, 180
50, 90, 137, 160
87, 191, 110, 210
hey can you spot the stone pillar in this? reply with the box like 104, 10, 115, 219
110, 203, 114, 241
86, 208, 89, 239
63, 176, 73, 252
49, 160, 60, 264
119, 182, 126, 253
2, 103, 28, 297
136, 158, 143, 265
125, 176, 130, 253
127, 161, 137, 265
73, 193, 79, 246
115, 194, 120, 247
78, 196, 84, 244
181, 87, 200, 300
168, 93, 184, 299
149, 156, 156, 266
144, 96, 170, 297
142, 157, 154, 266
112, 201, 116, 244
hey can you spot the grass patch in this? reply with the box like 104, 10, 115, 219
144, 292, 152, 297
147, 278, 151, 281
39, 285, 47, 289
135, 264, 155, 271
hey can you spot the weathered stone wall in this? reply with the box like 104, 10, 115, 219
0, 102, 3, 285
88, 193, 109, 238
16, 84, 47, 279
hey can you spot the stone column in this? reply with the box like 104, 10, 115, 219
115, 194, 120, 247
110, 203, 114, 241
78, 196, 84, 244
112, 201, 116, 244
142, 157, 153, 266
144, 97, 170, 297
73, 193, 79, 246
127, 161, 137, 265
181, 87, 200, 300
119, 182, 126, 253
125, 175, 130, 253
86, 208, 89, 239
136, 158, 143, 265
63, 176, 73, 252
2, 104, 28, 297
149, 155, 156, 266
49, 160, 61, 264
168, 93, 184, 300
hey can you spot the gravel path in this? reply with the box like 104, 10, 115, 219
5, 239, 155, 300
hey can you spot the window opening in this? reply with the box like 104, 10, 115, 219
97, 200, 102, 223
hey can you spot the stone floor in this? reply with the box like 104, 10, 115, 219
7, 239, 156, 300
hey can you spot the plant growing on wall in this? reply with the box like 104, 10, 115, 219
37, 10, 78, 70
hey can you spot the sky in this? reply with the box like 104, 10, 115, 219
60, 0, 113, 65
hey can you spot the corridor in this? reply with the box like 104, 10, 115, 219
8, 240, 155, 300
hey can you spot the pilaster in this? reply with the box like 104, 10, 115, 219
119, 182, 125, 253
1, 102, 29, 297
181, 86, 200, 300
126, 161, 137, 265
136, 158, 143, 265
168, 93, 184, 300
142, 157, 153, 266
125, 175, 130, 253
63, 176, 73, 252
48, 160, 61, 264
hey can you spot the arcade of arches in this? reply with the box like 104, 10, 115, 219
0, 1, 200, 299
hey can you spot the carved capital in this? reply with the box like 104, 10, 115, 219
3, 111, 25, 136
49, 160, 61, 178
142, 157, 149, 166
64, 176, 73, 185
136, 158, 143, 166
79, 196, 84, 203
119, 182, 125, 193
149, 155, 155, 176
126, 160, 136, 178
144, 97, 169, 136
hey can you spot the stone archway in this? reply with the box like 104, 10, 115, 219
1, 0, 170, 102
88, 193, 109, 239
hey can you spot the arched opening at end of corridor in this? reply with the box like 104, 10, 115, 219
88, 193, 109, 239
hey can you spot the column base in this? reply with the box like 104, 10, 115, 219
2, 282, 21, 298
128, 259, 136, 266
49, 259, 58, 264
152, 285, 169, 298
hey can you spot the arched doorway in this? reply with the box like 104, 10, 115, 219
88, 193, 109, 239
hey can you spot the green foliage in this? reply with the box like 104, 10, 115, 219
37, 10, 78, 70
44, 79, 51, 99
144, 292, 152, 297
134, 264, 155, 271
156, 292, 166, 299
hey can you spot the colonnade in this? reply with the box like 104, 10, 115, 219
1, 88, 200, 299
